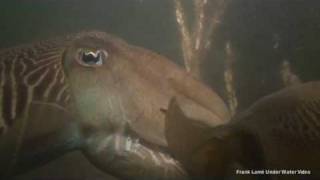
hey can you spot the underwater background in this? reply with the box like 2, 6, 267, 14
1, 0, 320, 179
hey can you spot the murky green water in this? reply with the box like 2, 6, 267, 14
1, 0, 320, 179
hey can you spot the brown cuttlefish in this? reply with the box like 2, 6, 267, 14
0, 31, 230, 179
165, 81, 320, 180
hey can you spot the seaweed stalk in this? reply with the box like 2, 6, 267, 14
224, 41, 238, 115
173, 0, 194, 73
174, 0, 230, 79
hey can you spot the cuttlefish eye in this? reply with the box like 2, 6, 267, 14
76, 49, 108, 67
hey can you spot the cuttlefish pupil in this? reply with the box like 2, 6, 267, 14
79, 49, 105, 66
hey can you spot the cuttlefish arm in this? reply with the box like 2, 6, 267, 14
164, 96, 261, 178
164, 96, 230, 175
83, 130, 188, 180
122, 47, 231, 147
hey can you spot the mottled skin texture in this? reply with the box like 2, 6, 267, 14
165, 81, 320, 179
0, 31, 230, 179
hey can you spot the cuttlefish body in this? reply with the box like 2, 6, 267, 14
165, 81, 320, 179
0, 31, 230, 179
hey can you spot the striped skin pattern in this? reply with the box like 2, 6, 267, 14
0, 36, 72, 133
0, 31, 232, 179
165, 81, 320, 179
0, 34, 79, 178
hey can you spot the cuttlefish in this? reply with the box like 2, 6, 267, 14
0, 31, 230, 179
165, 81, 320, 179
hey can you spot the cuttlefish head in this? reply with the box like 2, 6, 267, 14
63, 31, 132, 134
62, 31, 188, 179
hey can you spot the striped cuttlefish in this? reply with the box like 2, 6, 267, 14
0, 31, 230, 179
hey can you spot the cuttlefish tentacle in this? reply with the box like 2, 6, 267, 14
83, 132, 187, 179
